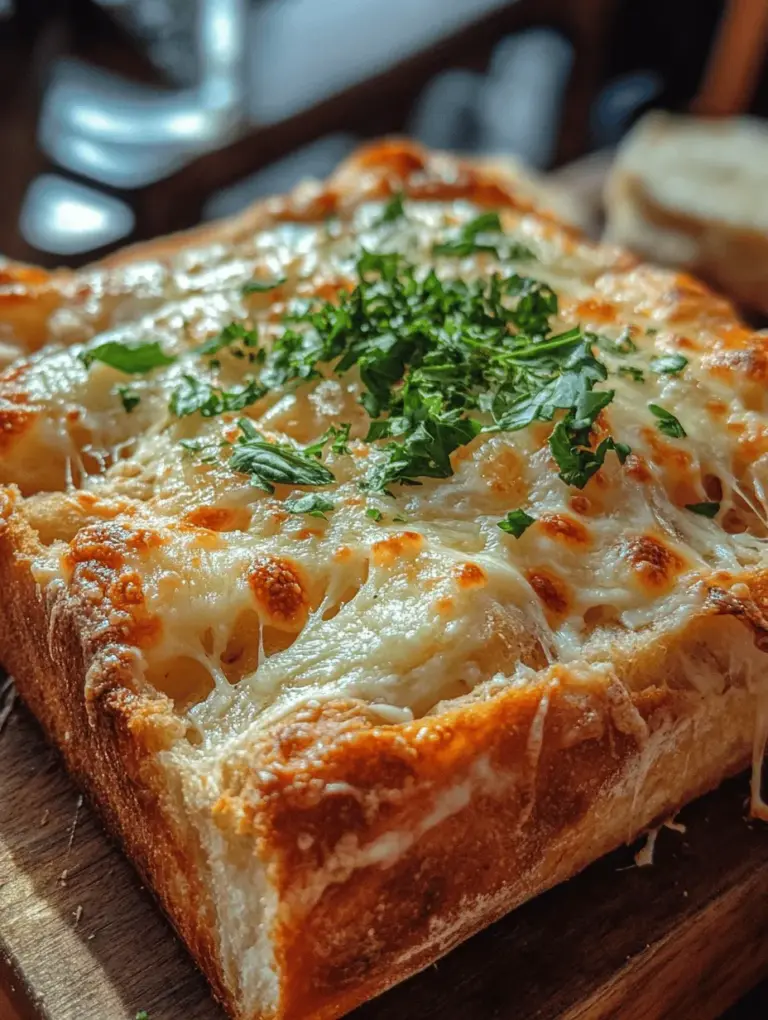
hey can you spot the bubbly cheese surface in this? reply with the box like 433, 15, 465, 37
2, 143, 767, 755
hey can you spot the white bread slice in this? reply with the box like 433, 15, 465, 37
604, 111, 768, 313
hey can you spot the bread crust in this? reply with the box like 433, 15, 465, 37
0, 497, 242, 1020
0, 140, 766, 1020
0, 485, 763, 1019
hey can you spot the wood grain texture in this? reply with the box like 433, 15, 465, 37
1, 692, 768, 1020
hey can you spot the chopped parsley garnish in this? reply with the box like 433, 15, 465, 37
199, 322, 259, 356
242, 277, 286, 296
169, 375, 266, 418
650, 353, 688, 375
498, 509, 535, 537
304, 423, 351, 458
432, 212, 534, 261
80, 340, 176, 374
365, 506, 384, 522
618, 365, 645, 383
364, 412, 481, 493
256, 251, 626, 491
115, 385, 140, 412
283, 493, 335, 518
596, 329, 636, 356
685, 501, 720, 518
549, 422, 629, 488
376, 191, 405, 225
135, 1013, 149, 1020
229, 418, 335, 493
649, 403, 686, 439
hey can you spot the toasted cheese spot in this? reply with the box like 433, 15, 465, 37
249, 555, 308, 631
526, 568, 571, 622
452, 562, 487, 589
675, 335, 699, 351
147, 655, 215, 712
179, 525, 224, 551
435, 596, 455, 615
640, 428, 693, 473
275, 188, 339, 224
355, 139, 427, 178
573, 298, 618, 325
108, 570, 143, 609
538, 512, 591, 549
0, 403, 36, 454
371, 530, 424, 567
105, 569, 162, 648
296, 527, 324, 540
478, 444, 526, 499
0, 264, 51, 287
569, 495, 591, 515
625, 535, 687, 593
706, 399, 728, 418
65, 523, 126, 572
126, 613, 163, 648
126, 527, 166, 553
182, 505, 252, 532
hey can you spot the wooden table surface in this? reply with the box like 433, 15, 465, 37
2, 690, 768, 1020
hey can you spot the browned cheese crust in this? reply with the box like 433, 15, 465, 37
0, 140, 767, 1020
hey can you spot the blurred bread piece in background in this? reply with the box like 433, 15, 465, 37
604, 111, 768, 314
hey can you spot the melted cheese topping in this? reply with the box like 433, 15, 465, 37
3, 144, 768, 759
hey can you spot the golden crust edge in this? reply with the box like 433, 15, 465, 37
0, 502, 246, 1020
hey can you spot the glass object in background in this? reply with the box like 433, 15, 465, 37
93, 0, 201, 84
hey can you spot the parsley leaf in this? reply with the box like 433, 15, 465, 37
136, 1012, 149, 1020
169, 375, 266, 418
242, 277, 286, 296
229, 419, 335, 493
498, 509, 535, 537
433, 212, 534, 261
376, 192, 405, 225
283, 493, 335, 518
303, 423, 352, 458
649, 403, 686, 439
618, 365, 645, 383
685, 501, 720, 518
115, 385, 140, 412
650, 353, 688, 375
80, 340, 176, 374
365, 507, 384, 522
199, 322, 258, 356
364, 410, 481, 492
549, 420, 629, 488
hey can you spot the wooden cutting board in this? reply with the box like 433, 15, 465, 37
2, 688, 768, 1020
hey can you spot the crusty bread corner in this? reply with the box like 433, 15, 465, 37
0, 487, 242, 1017
0, 481, 765, 1020
604, 111, 768, 314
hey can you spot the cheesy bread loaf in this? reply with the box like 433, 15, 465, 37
0, 140, 766, 1019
